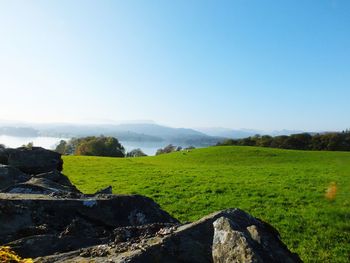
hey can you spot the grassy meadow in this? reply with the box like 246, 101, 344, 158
63, 146, 350, 262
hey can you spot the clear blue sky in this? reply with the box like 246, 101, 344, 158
0, 0, 349, 131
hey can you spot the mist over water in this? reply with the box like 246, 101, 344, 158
0, 135, 68, 150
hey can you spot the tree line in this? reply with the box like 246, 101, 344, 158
55, 137, 195, 157
55, 136, 146, 157
216, 130, 350, 151
55, 136, 126, 157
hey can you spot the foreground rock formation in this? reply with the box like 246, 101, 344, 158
0, 147, 302, 262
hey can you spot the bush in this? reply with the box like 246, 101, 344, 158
126, 148, 147, 157
156, 144, 179, 155
216, 130, 350, 151
56, 136, 125, 157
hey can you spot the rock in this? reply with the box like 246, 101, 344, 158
34, 170, 77, 188
212, 216, 300, 263
0, 193, 179, 258
114, 209, 301, 263
3, 177, 81, 195
1, 169, 81, 195
0, 148, 9, 164
94, 186, 112, 195
0, 165, 30, 191
35, 209, 302, 263
7, 147, 63, 175
0, 148, 16, 165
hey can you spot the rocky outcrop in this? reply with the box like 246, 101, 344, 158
0, 165, 30, 191
95, 185, 113, 195
3, 171, 81, 195
33, 209, 301, 263
1, 147, 63, 175
0, 147, 302, 262
212, 216, 300, 263
0, 193, 178, 258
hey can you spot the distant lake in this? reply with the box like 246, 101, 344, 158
0, 135, 68, 150
0, 135, 169, 156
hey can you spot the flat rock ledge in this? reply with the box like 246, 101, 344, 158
0, 147, 302, 262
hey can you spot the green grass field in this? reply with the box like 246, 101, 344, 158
63, 146, 350, 262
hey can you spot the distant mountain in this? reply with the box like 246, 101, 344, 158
33, 124, 162, 142
197, 128, 261, 139
0, 127, 39, 137
27, 123, 222, 146
0, 121, 310, 147
113, 123, 207, 139
269, 129, 305, 136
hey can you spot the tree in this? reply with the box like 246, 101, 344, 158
126, 148, 147, 157
258, 135, 273, 147
55, 140, 67, 154
282, 133, 312, 150
214, 131, 350, 151
238, 137, 257, 146
22, 142, 33, 149
75, 136, 125, 157
156, 144, 177, 155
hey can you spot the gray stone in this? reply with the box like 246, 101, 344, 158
7, 147, 63, 175
0, 193, 179, 258
94, 185, 112, 195
212, 215, 302, 263
0, 165, 30, 191
35, 209, 302, 263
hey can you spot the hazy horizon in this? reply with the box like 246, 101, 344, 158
1, 1, 349, 131
0, 118, 340, 133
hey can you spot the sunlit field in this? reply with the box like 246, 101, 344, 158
63, 146, 350, 262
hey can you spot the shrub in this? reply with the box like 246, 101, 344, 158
126, 148, 147, 157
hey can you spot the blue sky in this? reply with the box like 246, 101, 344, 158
0, 0, 349, 131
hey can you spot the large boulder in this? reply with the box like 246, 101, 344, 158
0, 148, 16, 165
0, 193, 179, 258
34, 209, 302, 263
3, 177, 82, 195
0, 165, 30, 191
34, 170, 76, 188
0, 148, 8, 164
7, 147, 63, 175
2, 170, 82, 195
212, 216, 299, 263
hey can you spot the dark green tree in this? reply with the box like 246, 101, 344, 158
126, 148, 147, 157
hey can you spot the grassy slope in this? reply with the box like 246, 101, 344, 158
63, 146, 350, 262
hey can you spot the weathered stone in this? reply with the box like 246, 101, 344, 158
94, 185, 112, 195
0, 165, 30, 191
3, 172, 82, 195
212, 215, 302, 263
7, 147, 63, 174
3, 178, 80, 195
0, 193, 178, 258
0, 148, 16, 165
34, 170, 76, 188
0, 149, 8, 164
35, 209, 302, 263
